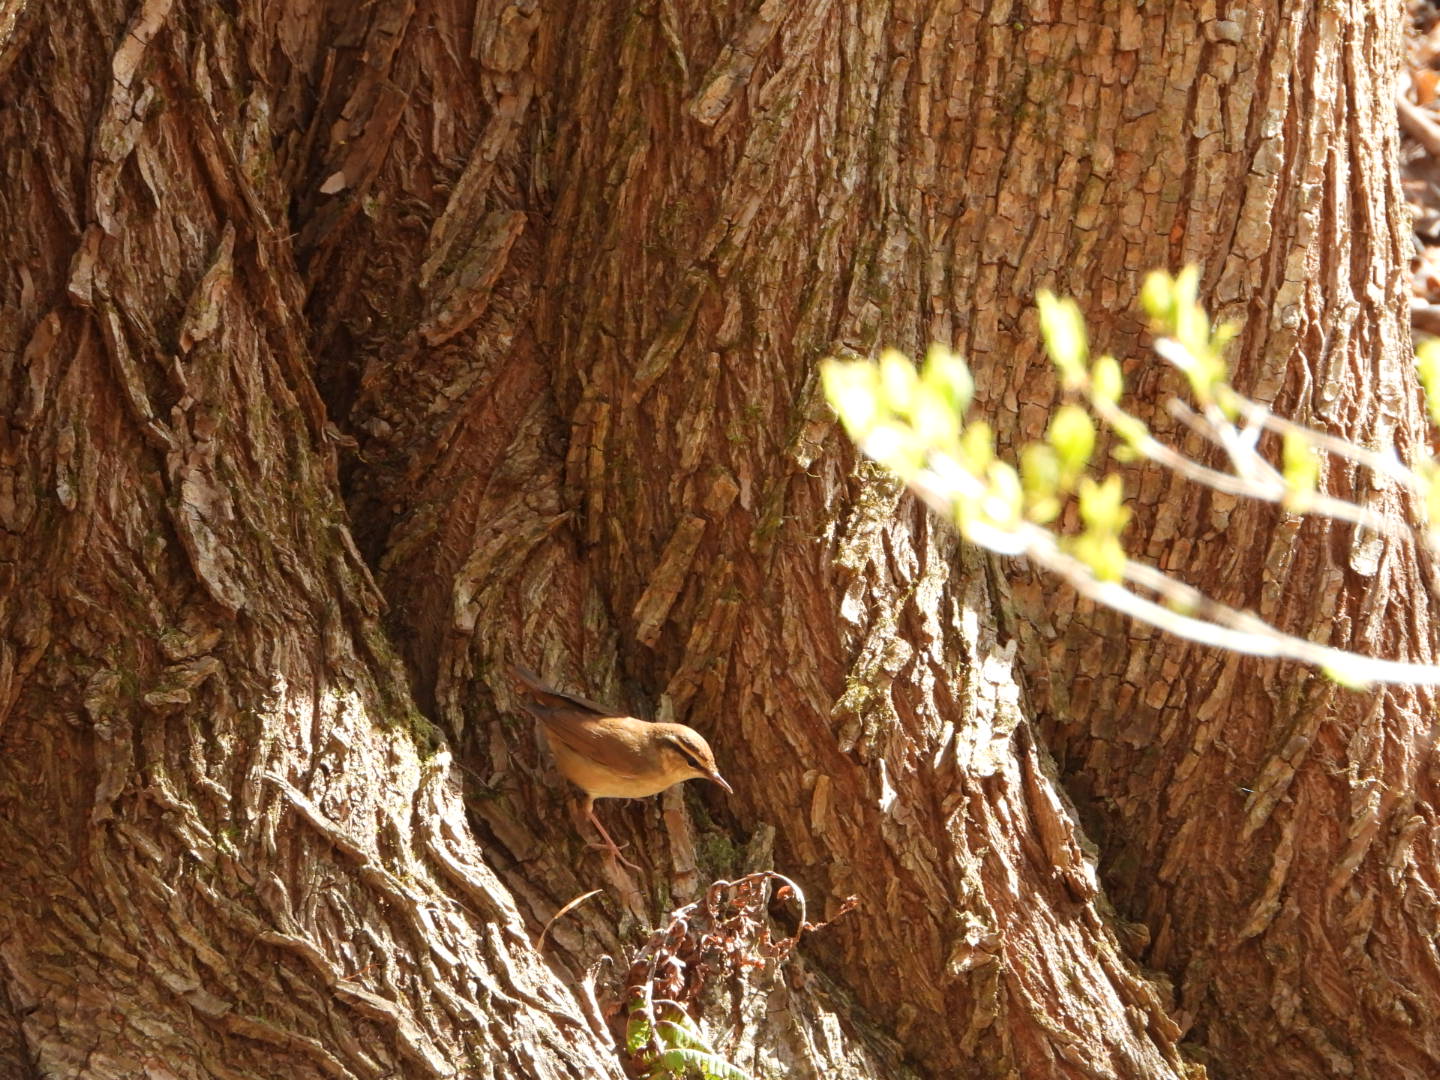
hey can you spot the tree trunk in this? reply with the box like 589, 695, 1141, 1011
0, 1, 1421, 1079
1010, 6, 1440, 1077
0, 2, 631, 1077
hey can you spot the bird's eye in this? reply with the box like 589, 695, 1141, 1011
669, 739, 703, 771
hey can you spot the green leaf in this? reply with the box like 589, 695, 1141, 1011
984, 459, 1024, 530
627, 1013, 654, 1056
1070, 532, 1128, 582
820, 359, 881, 436
655, 1018, 708, 1052
1418, 340, 1440, 427
923, 344, 974, 416
651, 1048, 752, 1080
1077, 474, 1130, 534
1048, 404, 1096, 481
1139, 270, 1174, 324
1174, 264, 1200, 314
1174, 301, 1210, 360
860, 423, 921, 479
1111, 444, 1140, 463
1037, 290, 1089, 388
1211, 320, 1240, 354
1169, 343, 1226, 405
1109, 412, 1149, 450
1026, 496, 1061, 523
913, 385, 960, 452
1143, 267, 1230, 404
879, 350, 918, 415
1090, 355, 1123, 407
1213, 382, 1241, 422
959, 421, 994, 473
1281, 430, 1319, 507
1198, 352, 1229, 402
1321, 662, 1373, 692
1020, 443, 1060, 499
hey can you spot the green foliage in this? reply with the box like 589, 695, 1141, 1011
1048, 404, 1095, 485
1037, 290, 1089, 389
626, 1002, 752, 1080
1072, 475, 1129, 582
650, 1047, 751, 1080
626, 1011, 655, 1055
1090, 354, 1123, 407
959, 421, 994, 473
1019, 444, 1061, 523
1139, 267, 1232, 405
1281, 431, 1319, 509
620, 873, 842, 1080
924, 342, 975, 414
822, 265, 1440, 687
822, 302, 1120, 578
1322, 662, 1373, 691
1418, 339, 1440, 426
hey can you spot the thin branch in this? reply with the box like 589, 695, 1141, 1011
1152, 336, 1420, 488
1093, 397, 1263, 497
1233, 398, 1421, 489
1399, 93, 1440, 157
1165, 398, 1282, 487
1092, 397, 1413, 544
960, 516, 1440, 685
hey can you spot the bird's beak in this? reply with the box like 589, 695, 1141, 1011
708, 771, 734, 795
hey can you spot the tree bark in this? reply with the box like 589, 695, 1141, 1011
0, 2, 622, 1077
0, 1, 1423, 1079
1009, 5, 1440, 1077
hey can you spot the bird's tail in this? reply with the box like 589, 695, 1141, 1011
508, 663, 623, 717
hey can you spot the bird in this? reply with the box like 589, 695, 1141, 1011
509, 664, 733, 870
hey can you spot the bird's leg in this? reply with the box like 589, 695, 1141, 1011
583, 799, 642, 872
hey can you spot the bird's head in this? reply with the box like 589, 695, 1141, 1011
655, 724, 733, 794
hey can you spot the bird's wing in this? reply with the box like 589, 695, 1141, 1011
524, 705, 651, 777
509, 664, 628, 718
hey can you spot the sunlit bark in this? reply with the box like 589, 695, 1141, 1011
0, 1, 1422, 1077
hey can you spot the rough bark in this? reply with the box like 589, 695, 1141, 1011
0, 1, 1424, 1080
0, 2, 619, 1076
1006, 5, 1440, 1077
326, 1, 1204, 1076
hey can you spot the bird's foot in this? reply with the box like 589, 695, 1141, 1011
588, 839, 642, 872
586, 809, 643, 871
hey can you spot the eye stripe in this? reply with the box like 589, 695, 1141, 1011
665, 736, 705, 770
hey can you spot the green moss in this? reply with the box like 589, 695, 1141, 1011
651, 876, 673, 914
697, 830, 741, 877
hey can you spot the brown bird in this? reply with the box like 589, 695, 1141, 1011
510, 664, 733, 869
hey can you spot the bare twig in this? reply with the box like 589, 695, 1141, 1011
1399, 94, 1440, 157
961, 515, 1440, 685
534, 888, 602, 950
